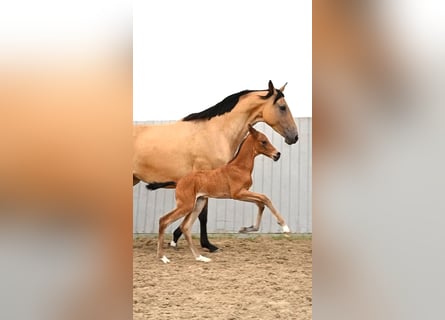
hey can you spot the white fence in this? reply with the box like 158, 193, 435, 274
133, 117, 311, 234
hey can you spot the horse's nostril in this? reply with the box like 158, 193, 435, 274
295, 135, 299, 142
274, 152, 281, 161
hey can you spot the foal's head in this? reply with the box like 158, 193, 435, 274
248, 125, 281, 161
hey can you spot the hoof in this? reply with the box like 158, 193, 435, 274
202, 243, 219, 253
196, 255, 211, 262
169, 241, 177, 248
239, 225, 259, 233
160, 255, 170, 264
282, 225, 290, 233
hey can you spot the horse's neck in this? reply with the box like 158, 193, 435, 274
209, 101, 263, 155
228, 137, 256, 173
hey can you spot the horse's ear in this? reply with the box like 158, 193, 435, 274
261, 80, 275, 99
279, 82, 288, 92
268, 80, 274, 94
248, 124, 258, 136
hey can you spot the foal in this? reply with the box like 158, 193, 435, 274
157, 125, 290, 263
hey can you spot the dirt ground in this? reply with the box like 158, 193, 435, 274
133, 234, 312, 320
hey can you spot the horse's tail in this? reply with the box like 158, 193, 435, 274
145, 181, 177, 190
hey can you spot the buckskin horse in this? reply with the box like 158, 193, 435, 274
133, 80, 298, 252
157, 125, 290, 263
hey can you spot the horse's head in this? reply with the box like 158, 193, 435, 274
248, 125, 281, 161
260, 80, 299, 145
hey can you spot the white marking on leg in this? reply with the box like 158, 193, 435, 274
282, 225, 290, 233
169, 241, 177, 247
196, 255, 211, 262
160, 255, 170, 264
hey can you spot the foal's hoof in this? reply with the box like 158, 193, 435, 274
239, 225, 258, 233
196, 255, 211, 263
160, 255, 170, 264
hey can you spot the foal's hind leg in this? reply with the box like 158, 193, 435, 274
172, 200, 219, 252
158, 203, 194, 263
180, 197, 211, 262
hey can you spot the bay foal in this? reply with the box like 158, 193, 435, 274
157, 125, 290, 263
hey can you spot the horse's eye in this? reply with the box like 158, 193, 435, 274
261, 141, 267, 146
279, 105, 286, 112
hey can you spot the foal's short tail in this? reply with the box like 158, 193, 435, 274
146, 181, 177, 190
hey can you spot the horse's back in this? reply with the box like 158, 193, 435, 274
134, 121, 178, 139
133, 120, 241, 184
133, 121, 200, 182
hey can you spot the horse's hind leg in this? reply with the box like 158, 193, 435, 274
171, 226, 182, 248
181, 197, 211, 262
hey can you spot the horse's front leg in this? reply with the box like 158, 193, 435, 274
198, 200, 219, 252
239, 203, 264, 233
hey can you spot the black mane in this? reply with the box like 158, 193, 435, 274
274, 90, 284, 104
182, 90, 255, 121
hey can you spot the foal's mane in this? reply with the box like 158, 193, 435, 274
182, 90, 255, 121
228, 134, 250, 164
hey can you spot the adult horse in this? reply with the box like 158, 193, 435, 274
133, 80, 298, 252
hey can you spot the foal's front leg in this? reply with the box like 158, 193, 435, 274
234, 189, 290, 234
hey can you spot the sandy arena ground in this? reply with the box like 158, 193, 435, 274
133, 234, 312, 319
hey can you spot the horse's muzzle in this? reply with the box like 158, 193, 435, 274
285, 134, 299, 145
273, 152, 281, 161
